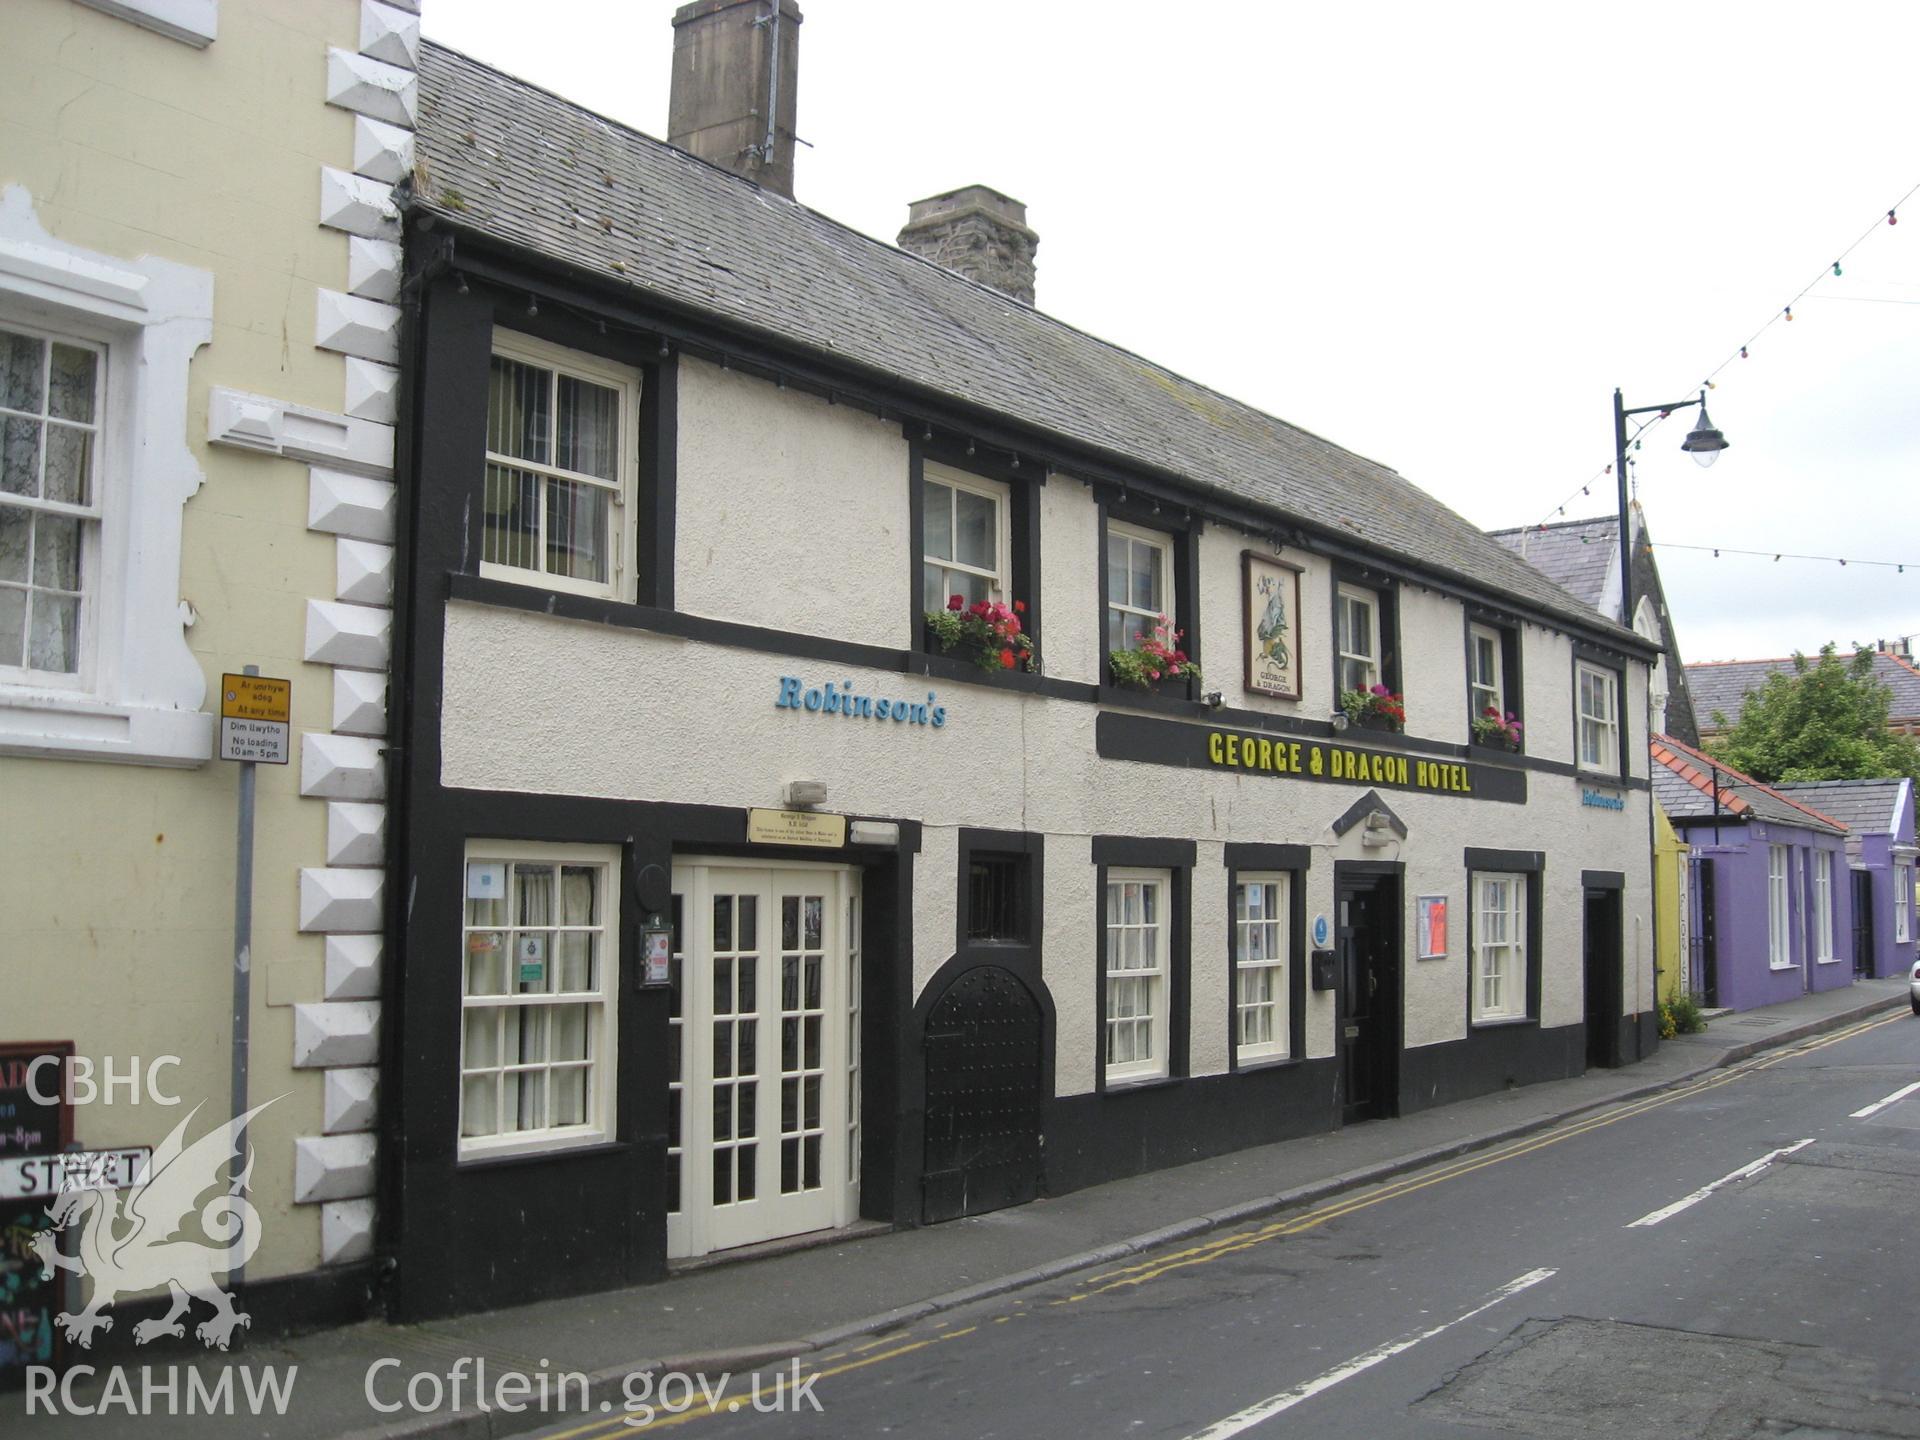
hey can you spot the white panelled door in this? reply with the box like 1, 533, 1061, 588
667, 861, 861, 1259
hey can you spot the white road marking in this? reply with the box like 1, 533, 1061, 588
1850, 1080, 1920, 1120
1176, 1268, 1557, 1439
1627, 1139, 1816, 1228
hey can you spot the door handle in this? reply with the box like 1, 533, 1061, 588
1343, 1024, 1360, 1039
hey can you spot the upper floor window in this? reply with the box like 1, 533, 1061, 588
922, 464, 1008, 610
1107, 521, 1173, 653
1337, 584, 1380, 692
1, 326, 100, 680
1469, 623, 1503, 718
1576, 661, 1620, 774
483, 333, 638, 600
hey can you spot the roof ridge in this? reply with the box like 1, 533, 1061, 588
1486, 515, 1616, 537
1651, 733, 1847, 832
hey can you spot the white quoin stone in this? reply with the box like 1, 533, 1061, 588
359, 0, 421, 68
327, 801, 387, 867
315, 288, 400, 364
323, 1067, 379, 1134
293, 1132, 377, 1203
321, 1198, 375, 1265
324, 933, 382, 1001
325, 47, 417, 128
352, 114, 415, 186
306, 599, 392, 670
332, 667, 388, 738
318, 166, 399, 242
342, 358, 399, 426
309, 466, 396, 544
292, 1000, 381, 1069
347, 236, 402, 303
300, 733, 387, 802
336, 538, 394, 606
298, 866, 386, 932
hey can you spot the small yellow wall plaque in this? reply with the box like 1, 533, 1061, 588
746, 809, 847, 848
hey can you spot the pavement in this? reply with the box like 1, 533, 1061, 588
8, 975, 1911, 1440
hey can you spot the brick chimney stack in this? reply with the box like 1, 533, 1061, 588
668, 0, 802, 197
897, 186, 1039, 306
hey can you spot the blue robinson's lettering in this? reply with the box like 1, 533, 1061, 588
775, 677, 945, 729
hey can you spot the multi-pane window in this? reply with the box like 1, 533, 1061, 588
922, 466, 1007, 610
1, 326, 101, 677
1104, 869, 1169, 1082
1336, 584, 1380, 692
1233, 874, 1290, 1061
1469, 623, 1503, 718
966, 853, 1026, 941
1106, 521, 1172, 652
1812, 852, 1834, 961
1767, 845, 1790, 967
1576, 662, 1620, 774
1471, 872, 1527, 1021
460, 846, 617, 1157
483, 334, 636, 598
1894, 863, 1912, 944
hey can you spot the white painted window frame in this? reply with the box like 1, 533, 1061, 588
921, 460, 1010, 610
0, 186, 213, 767
1104, 867, 1170, 1084
1337, 583, 1380, 693
1576, 661, 1620, 775
1232, 872, 1290, 1063
1106, 519, 1174, 654
1894, 862, 1912, 944
481, 329, 639, 603
1469, 622, 1503, 719
1767, 845, 1791, 969
458, 840, 619, 1161
1812, 850, 1836, 962
1470, 871, 1528, 1023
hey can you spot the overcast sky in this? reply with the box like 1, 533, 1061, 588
426, 1, 1918, 664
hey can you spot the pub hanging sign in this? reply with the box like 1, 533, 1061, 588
1096, 711, 1529, 805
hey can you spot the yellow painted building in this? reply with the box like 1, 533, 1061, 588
1653, 804, 1690, 1007
1, 0, 414, 1333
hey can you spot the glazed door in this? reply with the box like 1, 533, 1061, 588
667, 862, 860, 1259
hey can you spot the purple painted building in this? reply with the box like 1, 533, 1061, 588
1776, 778, 1917, 982
1651, 734, 1854, 1012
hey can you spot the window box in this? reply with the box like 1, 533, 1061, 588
923, 597, 1036, 673
1108, 613, 1199, 692
1470, 711, 1523, 752
1340, 686, 1405, 733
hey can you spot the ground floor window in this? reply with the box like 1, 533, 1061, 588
1470, 871, 1528, 1022
1894, 862, 1912, 944
1232, 873, 1290, 1061
1104, 869, 1170, 1082
460, 843, 617, 1158
1768, 845, 1791, 967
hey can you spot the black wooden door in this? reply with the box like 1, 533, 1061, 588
1851, 870, 1874, 978
1693, 858, 1719, 1006
1338, 879, 1400, 1125
1584, 888, 1622, 1068
922, 966, 1043, 1224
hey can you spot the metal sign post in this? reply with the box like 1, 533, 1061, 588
218, 669, 289, 1292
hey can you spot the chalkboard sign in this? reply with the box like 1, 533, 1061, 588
0, 1042, 71, 1389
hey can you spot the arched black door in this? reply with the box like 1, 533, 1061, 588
922, 965, 1043, 1224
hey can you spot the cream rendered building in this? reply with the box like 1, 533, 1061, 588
1, 0, 415, 1338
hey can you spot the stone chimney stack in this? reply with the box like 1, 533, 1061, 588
668, 0, 803, 197
897, 186, 1039, 305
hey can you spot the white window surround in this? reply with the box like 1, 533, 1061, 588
1104, 867, 1171, 1084
1469, 622, 1503, 719
1893, 862, 1912, 945
1576, 661, 1620, 776
1337, 583, 1380, 693
459, 841, 619, 1161
1812, 851, 1836, 963
0, 186, 213, 767
1767, 845, 1791, 969
481, 329, 639, 603
1470, 871, 1528, 1023
922, 460, 1010, 612
1106, 519, 1174, 654
1233, 872, 1290, 1063
74, 0, 218, 48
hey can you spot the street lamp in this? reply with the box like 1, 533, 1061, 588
1611, 388, 1729, 620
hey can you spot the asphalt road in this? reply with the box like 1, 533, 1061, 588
541, 1010, 1920, 1440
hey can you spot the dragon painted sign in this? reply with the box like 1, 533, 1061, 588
1243, 552, 1302, 700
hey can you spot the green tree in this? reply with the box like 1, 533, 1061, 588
1709, 644, 1920, 784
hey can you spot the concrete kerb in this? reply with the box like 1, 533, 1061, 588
351, 991, 1904, 1440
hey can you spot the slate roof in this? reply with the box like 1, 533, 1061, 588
1773, 778, 1910, 839
1687, 652, 1920, 732
412, 41, 1641, 645
1487, 515, 1619, 616
1649, 734, 1848, 834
